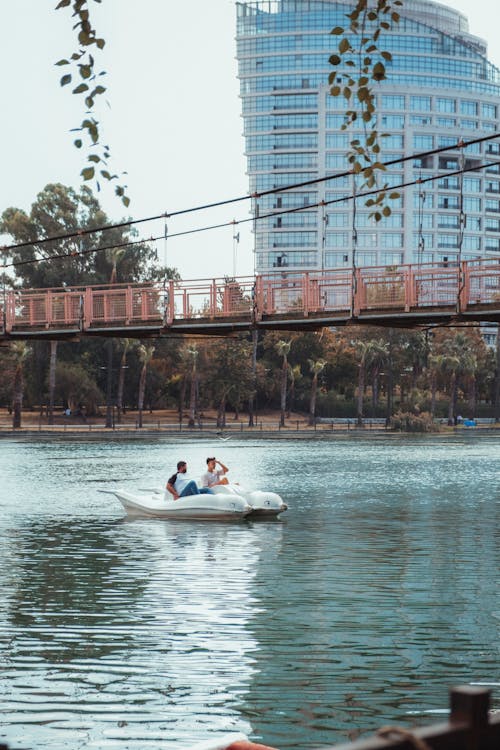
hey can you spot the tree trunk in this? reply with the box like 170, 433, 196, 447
430, 374, 437, 418
309, 374, 318, 426
468, 376, 476, 418
188, 364, 197, 427
447, 373, 456, 426
385, 333, 394, 425
280, 355, 288, 427
12, 364, 23, 429
217, 395, 227, 429
116, 347, 128, 424
105, 339, 113, 429
179, 376, 187, 423
138, 364, 146, 429
357, 361, 365, 427
287, 378, 294, 419
48, 340, 58, 425
248, 329, 258, 426
494, 324, 500, 421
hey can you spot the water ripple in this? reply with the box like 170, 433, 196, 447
0, 436, 498, 749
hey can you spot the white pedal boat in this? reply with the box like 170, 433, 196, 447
104, 485, 287, 521
106, 488, 252, 521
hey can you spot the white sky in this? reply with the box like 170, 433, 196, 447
0, 0, 498, 280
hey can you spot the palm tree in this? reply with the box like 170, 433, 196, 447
428, 353, 444, 418
186, 346, 199, 427
248, 329, 258, 427
106, 247, 126, 285
495, 325, 500, 422
287, 364, 302, 418
47, 340, 58, 425
308, 359, 326, 425
116, 338, 133, 423
368, 341, 388, 412
11, 342, 29, 429
275, 340, 291, 427
137, 344, 155, 428
440, 333, 477, 425
105, 248, 126, 428
355, 339, 388, 426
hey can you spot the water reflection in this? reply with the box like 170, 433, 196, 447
0, 436, 498, 750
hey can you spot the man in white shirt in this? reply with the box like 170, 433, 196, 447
166, 461, 213, 500
201, 457, 229, 488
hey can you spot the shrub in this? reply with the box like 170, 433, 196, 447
390, 411, 440, 433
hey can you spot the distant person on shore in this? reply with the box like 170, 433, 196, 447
166, 461, 213, 500
201, 457, 229, 488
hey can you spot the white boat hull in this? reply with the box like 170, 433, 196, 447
110, 489, 252, 521
211, 485, 288, 518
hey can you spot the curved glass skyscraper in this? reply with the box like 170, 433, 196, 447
236, 0, 500, 272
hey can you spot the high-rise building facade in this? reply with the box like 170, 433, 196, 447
236, 0, 500, 273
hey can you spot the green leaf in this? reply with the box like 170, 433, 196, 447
55, 59, 69, 66
74, 139, 82, 148
55, 0, 71, 7
96, 38, 105, 49
72, 83, 89, 94
122, 196, 131, 208
79, 64, 92, 79
339, 38, 350, 54
372, 62, 386, 81
88, 154, 100, 163
382, 206, 392, 217
329, 54, 341, 66
330, 85, 341, 96
81, 167, 95, 180
381, 51, 392, 61
60, 74, 72, 86
78, 30, 91, 45
92, 85, 106, 95
330, 26, 344, 35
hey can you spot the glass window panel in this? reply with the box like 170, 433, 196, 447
460, 100, 478, 116
381, 95, 405, 110
411, 95, 431, 111
436, 97, 456, 113
414, 135, 434, 150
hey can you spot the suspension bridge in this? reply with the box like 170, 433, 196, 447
1, 260, 500, 342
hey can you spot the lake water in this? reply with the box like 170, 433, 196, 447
0, 434, 499, 750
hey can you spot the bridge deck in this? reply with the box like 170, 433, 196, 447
1, 261, 500, 340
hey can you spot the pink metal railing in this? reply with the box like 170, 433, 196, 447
2, 261, 500, 335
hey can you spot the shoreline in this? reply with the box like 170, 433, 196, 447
1, 425, 498, 440
1, 408, 498, 440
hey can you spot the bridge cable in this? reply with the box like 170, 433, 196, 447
3, 131, 500, 254
5, 159, 500, 270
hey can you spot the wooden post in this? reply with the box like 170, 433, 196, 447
450, 686, 490, 750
